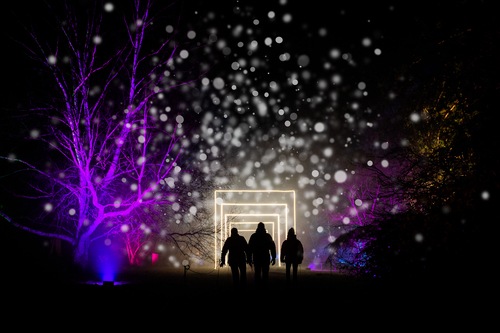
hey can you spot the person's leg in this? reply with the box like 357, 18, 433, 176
239, 262, 247, 288
230, 265, 239, 289
286, 262, 291, 286
254, 264, 261, 287
262, 264, 269, 289
292, 262, 298, 286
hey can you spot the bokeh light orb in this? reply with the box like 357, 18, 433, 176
334, 170, 347, 183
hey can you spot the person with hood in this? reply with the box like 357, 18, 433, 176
248, 222, 276, 290
221, 228, 249, 290
280, 228, 304, 287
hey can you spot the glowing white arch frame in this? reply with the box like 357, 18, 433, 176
226, 214, 279, 265
228, 220, 277, 241
214, 190, 296, 268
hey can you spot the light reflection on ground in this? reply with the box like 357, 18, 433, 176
80, 281, 131, 286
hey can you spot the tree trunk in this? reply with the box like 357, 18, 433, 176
73, 235, 90, 269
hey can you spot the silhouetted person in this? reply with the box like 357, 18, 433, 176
248, 222, 276, 290
281, 228, 304, 287
221, 228, 249, 290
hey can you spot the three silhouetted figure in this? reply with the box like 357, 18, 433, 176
220, 223, 303, 291
280, 227, 304, 287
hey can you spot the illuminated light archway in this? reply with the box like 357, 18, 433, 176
225, 214, 279, 241
221, 205, 287, 266
214, 190, 296, 268
226, 214, 279, 264
228, 220, 277, 243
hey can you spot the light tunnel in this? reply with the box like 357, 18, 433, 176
214, 190, 296, 268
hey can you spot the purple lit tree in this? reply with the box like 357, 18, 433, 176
325, 148, 417, 272
0, 0, 213, 269
328, 174, 381, 228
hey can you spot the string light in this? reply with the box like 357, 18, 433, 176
214, 190, 296, 268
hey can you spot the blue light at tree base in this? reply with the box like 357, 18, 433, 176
90, 238, 122, 283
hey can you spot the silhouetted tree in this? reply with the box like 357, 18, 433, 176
327, 0, 498, 279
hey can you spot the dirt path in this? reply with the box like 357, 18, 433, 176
5, 264, 479, 321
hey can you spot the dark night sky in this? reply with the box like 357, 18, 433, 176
1, 0, 497, 268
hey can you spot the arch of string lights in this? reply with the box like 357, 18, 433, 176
214, 190, 296, 268
226, 214, 279, 264
226, 215, 278, 240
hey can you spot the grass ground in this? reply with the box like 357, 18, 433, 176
3, 262, 481, 323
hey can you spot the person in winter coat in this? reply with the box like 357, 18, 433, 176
221, 228, 249, 289
280, 228, 304, 287
248, 222, 276, 290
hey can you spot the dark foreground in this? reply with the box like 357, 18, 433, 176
2, 263, 484, 322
